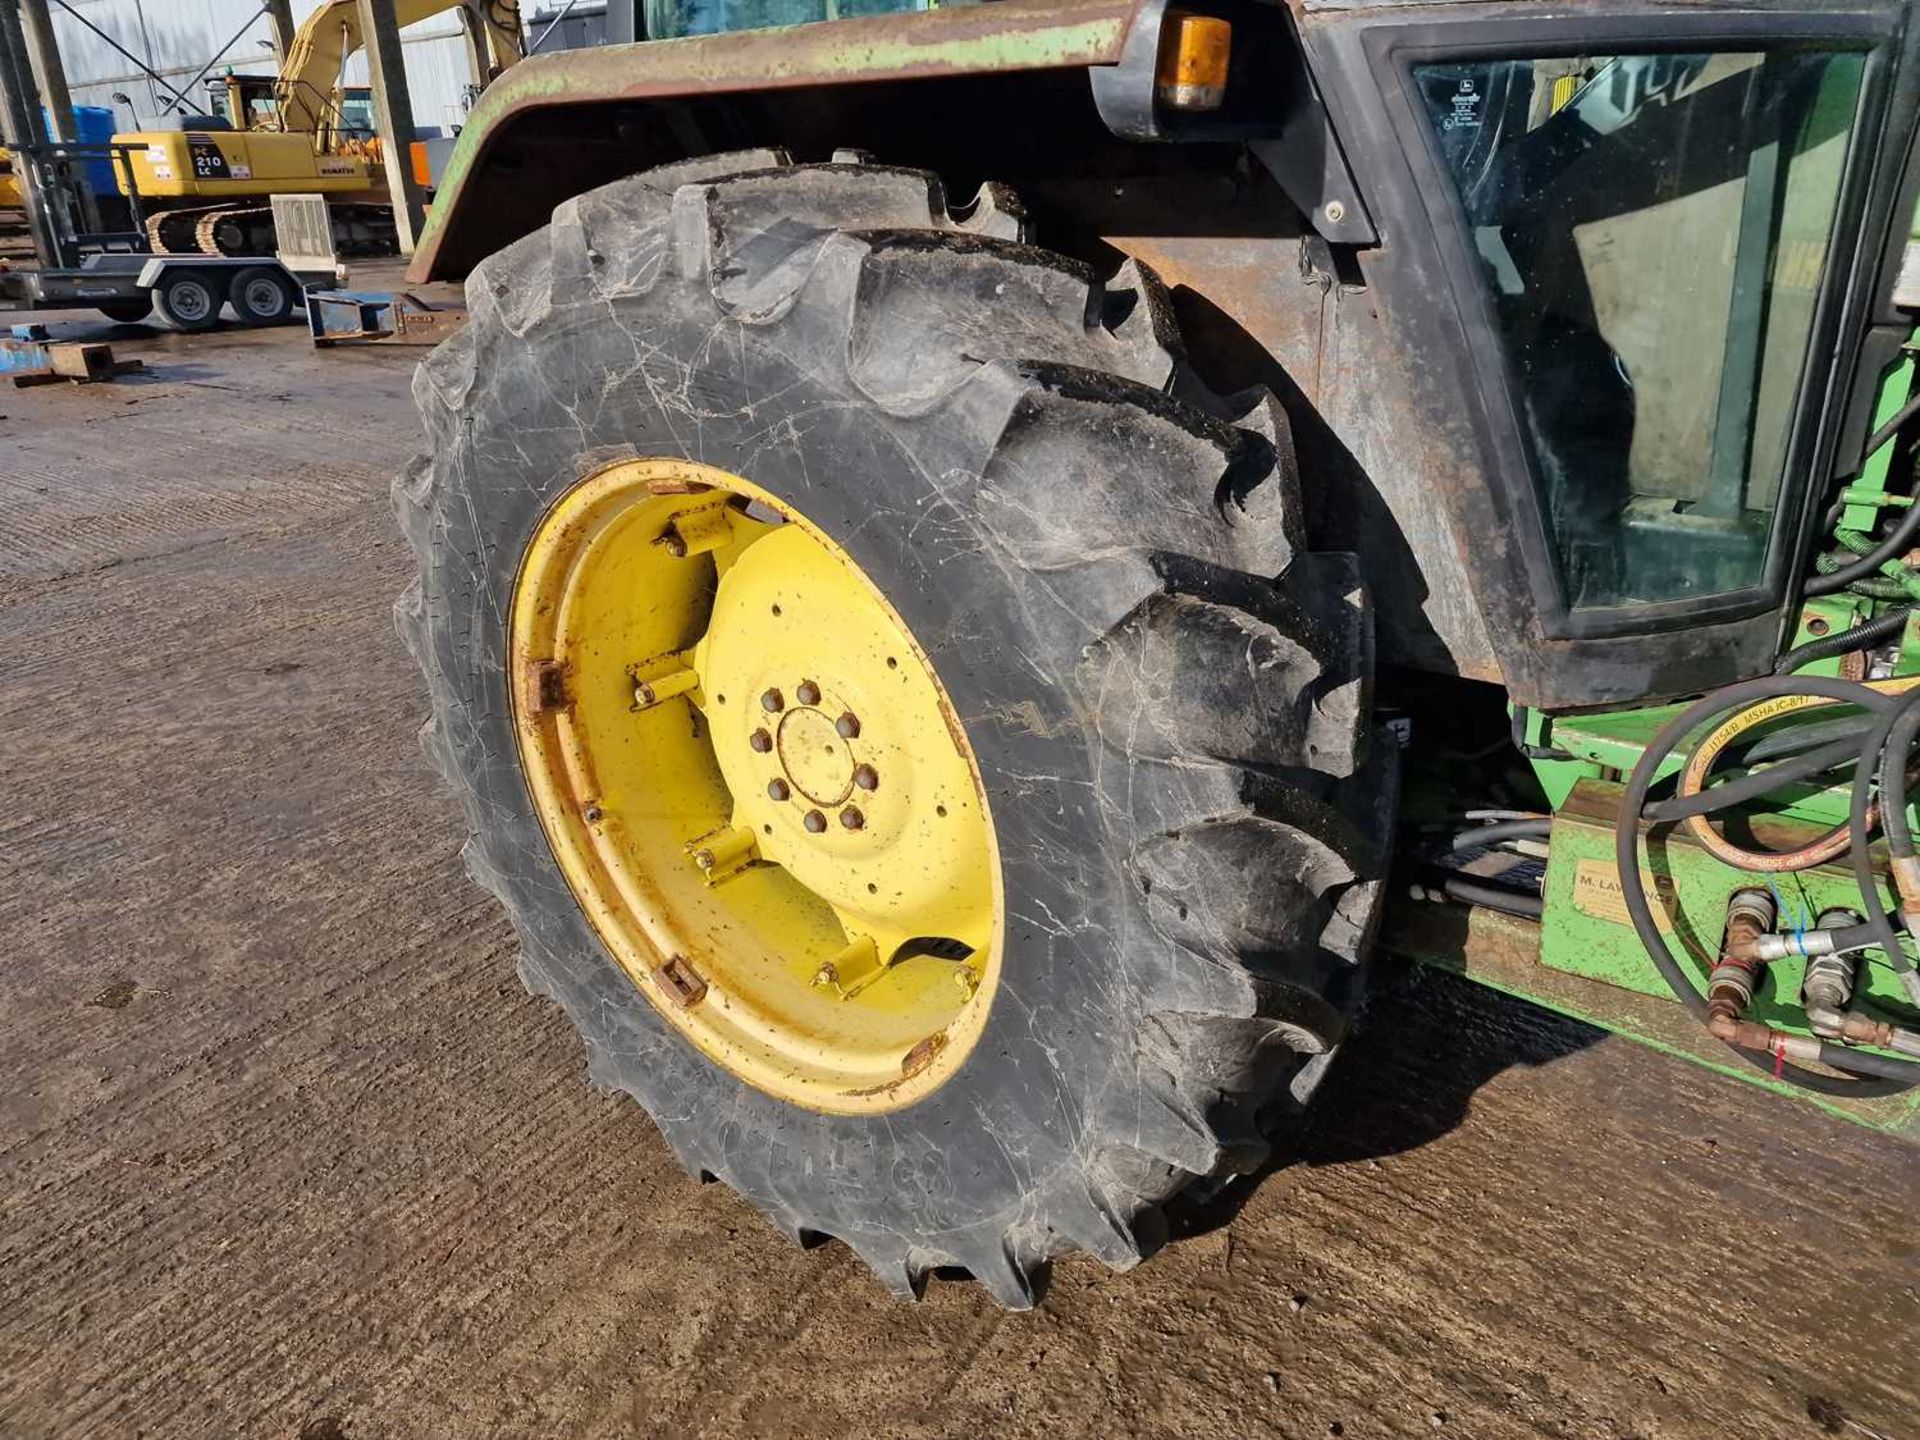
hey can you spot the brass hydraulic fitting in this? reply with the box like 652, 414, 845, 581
1707, 889, 1777, 1040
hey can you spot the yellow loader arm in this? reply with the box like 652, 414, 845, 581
277, 0, 523, 136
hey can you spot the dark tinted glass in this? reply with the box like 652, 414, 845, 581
1416, 52, 1864, 609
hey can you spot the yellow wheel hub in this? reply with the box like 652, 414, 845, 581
508, 458, 1002, 1114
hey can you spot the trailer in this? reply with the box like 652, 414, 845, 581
0, 249, 335, 329
0, 128, 332, 330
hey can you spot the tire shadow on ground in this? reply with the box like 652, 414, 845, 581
1165, 956, 1603, 1242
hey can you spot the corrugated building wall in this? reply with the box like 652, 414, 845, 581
43, 0, 529, 137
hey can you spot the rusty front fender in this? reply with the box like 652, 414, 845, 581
409, 0, 1138, 281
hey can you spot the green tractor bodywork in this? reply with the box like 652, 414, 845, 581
1483, 344, 1920, 1138
411, 0, 1920, 1133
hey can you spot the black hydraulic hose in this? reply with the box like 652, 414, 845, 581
1849, 689, 1920, 983
1617, 676, 1917, 1096
1641, 735, 1864, 823
1876, 694, 1920, 864
1440, 876, 1545, 920
1824, 922, 1890, 954
1447, 818, 1554, 851
1804, 395, 1920, 597
1510, 703, 1573, 761
1774, 608, 1910, 673
1862, 390, 1920, 462
1817, 1043, 1920, 1082
1805, 501, 1920, 597
1739, 714, 1871, 763
1843, 574, 1917, 601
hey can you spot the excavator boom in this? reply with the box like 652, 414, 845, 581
107, 0, 522, 256
277, 0, 523, 136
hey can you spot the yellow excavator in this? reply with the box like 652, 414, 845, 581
112, 0, 521, 255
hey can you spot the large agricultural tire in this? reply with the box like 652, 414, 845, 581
396, 152, 1392, 1307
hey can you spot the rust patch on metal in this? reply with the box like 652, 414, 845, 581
652, 955, 708, 1008
528, 659, 570, 714
410, 0, 1136, 281
901, 1031, 947, 1077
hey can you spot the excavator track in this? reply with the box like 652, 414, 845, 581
145, 207, 210, 255
193, 206, 275, 257
144, 200, 397, 257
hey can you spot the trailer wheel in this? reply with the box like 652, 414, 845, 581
95, 299, 152, 323
154, 270, 220, 331
230, 266, 298, 326
397, 155, 1390, 1306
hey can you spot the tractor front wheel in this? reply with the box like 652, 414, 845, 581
396, 153, 1388, 1305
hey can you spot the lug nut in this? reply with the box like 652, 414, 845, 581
767, 779, 790, 801
804, 809, 827, 834
836, 711, 861, 739
749, 728, 773, 753
840, 806, 865, 831
853, 764, 879, 791
796, 679, 822, 706
760, 688, 784, 713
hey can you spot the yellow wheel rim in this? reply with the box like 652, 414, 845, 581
508, 458, 1003, 1114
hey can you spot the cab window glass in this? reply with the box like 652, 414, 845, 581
644, 0, 927, 39
1416, 51, 1865, 609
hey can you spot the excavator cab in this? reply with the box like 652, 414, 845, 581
204, 73, 284, 132
334, 87, 376, 142
107, 0, 521, 256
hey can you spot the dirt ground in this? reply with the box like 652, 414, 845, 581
1, 276, 1915, 1440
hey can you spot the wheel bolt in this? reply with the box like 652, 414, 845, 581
796, 679, 821, 706
749, 728, 773, 753
804, 809, 827, 834
853, 764, 879, 791
760, 688, 784, 713
767, 779, 790, 801
840, 806, 865, 831
836, 711, 861, 739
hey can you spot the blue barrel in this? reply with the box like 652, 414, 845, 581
44, 104, 119, 199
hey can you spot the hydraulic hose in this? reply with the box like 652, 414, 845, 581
1813, 550, 1920, 601
1774, 607, 1910, 674
1875, 693, 1920, 870
1439, 876, 1545, 920
1847, 688, 1920, 1001
1739, 714, 1871, 764
1850, 691, 1920, 1006
1817, 1042, 1920, 1082
1805, 395, 1920, 596
1674, 701, 1866, 872
1806, 509, 1920, 596
1615, 675, 1919, 1095
1643, 734, 1863, 823
1447, 818, 1554, 851
1861, 390, 1920, 462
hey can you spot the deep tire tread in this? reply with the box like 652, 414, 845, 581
398, 155, 1389, 1308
